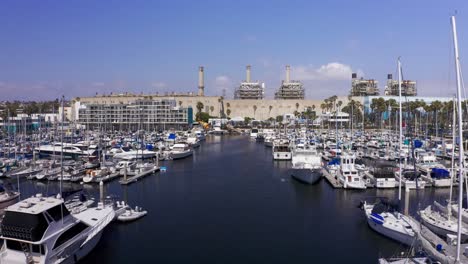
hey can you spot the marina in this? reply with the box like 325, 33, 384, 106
1, 1, 468, 263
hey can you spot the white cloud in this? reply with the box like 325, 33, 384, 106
209, 75, 233, 98
151, 82, 167, 89
292, 62, 363, 81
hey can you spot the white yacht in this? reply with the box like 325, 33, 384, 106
361, 200, 418, 246
35, 143, 95, 159
370, 163, 397, 189
290, 143, 322, 184
194, 130, 206, 141
337, 152, 366, 189
272, 140, 292, 160
169, 143, 193, 160
416, 153, 451, 187
394, 168, 426, 190
0, 194, 115, 264
113, 149, 157, 160
186, 136, 201, 148
264, 136, 274, 147
250, 128, 259, 138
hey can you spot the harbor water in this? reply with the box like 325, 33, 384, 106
4, 135, 456, 263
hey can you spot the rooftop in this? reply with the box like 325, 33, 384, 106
6, 194, 62, 215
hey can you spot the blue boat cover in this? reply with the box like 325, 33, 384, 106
328, 158, 340, 165
431, 168, 450, 179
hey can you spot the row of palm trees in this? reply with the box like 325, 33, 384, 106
367, 97, 463, 137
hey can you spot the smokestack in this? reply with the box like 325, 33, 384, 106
285, 65, 291, 83
387, 74, 393, 80
246, 65, 251, 83
198, 66, 204, 96
352, 73, 357, 79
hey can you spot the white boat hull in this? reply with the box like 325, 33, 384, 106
366, 216, 416, 246
291, 168, 322, 184
375, 178, 396, 189
273, 152, 291, 160
170, 150, 193, 160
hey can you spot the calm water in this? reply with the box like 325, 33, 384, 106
6, 135, 458, 263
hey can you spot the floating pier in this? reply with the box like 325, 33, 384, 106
119, 167, 159, 185
321, 168, 343, 188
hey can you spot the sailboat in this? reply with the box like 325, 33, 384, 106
362, 58, 420, 246
382, 15, 468, 263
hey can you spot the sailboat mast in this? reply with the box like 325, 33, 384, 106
451, 15, 464, 261
398, 58, 403, 200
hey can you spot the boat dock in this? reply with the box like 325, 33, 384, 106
119, 167, 160, 185
321, 168, 343, 188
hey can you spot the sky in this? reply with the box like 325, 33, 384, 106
0, 0, 468, 101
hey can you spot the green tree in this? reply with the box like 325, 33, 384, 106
226, 109, 231, 117
196, 102, 204, 113
276, 115, 283, 123
196, 112, 210, 122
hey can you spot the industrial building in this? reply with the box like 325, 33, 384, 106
274, 65, 305, 99
350, 73, 379, 96
77, 99, 192, 131
384, 74, 417, 96
234, 65, 265, 100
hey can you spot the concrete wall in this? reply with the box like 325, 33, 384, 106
224, 96, 353, 120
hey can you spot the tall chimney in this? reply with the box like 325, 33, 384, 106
285, 65, 291, 83
198, 66, 204, 96
246, 65, 251, 83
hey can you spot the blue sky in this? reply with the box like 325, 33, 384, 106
0, 0, 467, 100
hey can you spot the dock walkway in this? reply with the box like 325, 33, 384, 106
322, 168, 343, 188
119, 167, 159, 185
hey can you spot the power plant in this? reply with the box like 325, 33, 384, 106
274, 65, 305, 99
350, 73, 379, 96
234, 65, 265, 99
384, 74, 417, 96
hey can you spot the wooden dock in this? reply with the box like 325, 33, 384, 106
321, 168, 343, 188
119, 167, 159, 185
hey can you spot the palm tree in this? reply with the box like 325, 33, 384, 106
269, 105, 273, 114
178, 101, 182, 107
210, 106, 214, 115
295, 102, 300, 112
253, 105, 257, 119
196, 102, 204, 113
226, 109, 231, 117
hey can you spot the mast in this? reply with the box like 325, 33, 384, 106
448, 96, 456, 221
398, 58, 403, 200
451, 15, 464, 261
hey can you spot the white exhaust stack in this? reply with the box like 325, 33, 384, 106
285, 65, 291, 83
198, 66, 204, 96
246, 65, 251, 83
